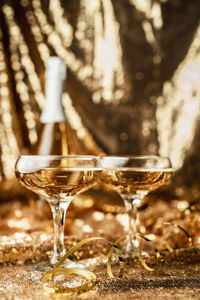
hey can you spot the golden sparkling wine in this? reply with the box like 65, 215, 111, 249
101, 168, 172, 196
16, 168, 100, 202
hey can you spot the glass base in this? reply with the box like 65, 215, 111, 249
30, 264, 52, 272
118, 234, 140, 259
30, 258, 87, 273
117, 235, 156, 268
59, 258, 86, 270
126, 235, 139, 252
78, 256, 107, 270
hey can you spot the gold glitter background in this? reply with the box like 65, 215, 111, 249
1, 0, 200, 298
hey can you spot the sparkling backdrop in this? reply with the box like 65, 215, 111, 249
0, 0, 200, 195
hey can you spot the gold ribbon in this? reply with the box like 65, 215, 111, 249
107, 235, 126, 278
42, 223, 191, 295
42, 234, 160, 295
42, 268, 96, 295
137, 234, 160, 272
160, 222, 193, 251
42, 236, 125, 295
107, 234, 160, 275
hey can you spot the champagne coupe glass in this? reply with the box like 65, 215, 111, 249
15, 155, 101, 269
101, 155, 173, 255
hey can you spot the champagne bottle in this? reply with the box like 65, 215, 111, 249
37, 56, 74, 155
32, 57, 75, 219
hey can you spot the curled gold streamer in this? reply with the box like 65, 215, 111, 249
42, 268, 96, 295
55, 237, 105, 269
42, 222, 191, 295
107, 235, 126, 278
42, 236, 125, 295
161, 222, 193, 248
137, 234, 160, 272
107, 234, 160, 274
42, 234, 161, 295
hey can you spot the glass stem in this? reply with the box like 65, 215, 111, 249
123, 198, 141, 252
49, 200, 71, 265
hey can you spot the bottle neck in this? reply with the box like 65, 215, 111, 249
40, 77, 66, 123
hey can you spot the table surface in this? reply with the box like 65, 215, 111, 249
0, 261, 200, 299
0, 195, 200, 299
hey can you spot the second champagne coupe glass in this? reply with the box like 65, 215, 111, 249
15, 155, 101, 269
101, 155, 173, 255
